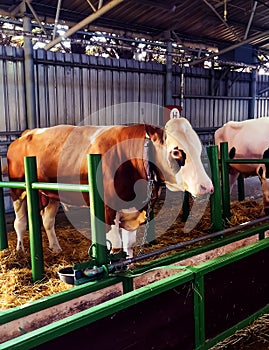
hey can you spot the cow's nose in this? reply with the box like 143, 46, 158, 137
200, 184, 214, 195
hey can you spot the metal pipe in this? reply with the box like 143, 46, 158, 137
32, 182, 89, 192
180, 66, 184, 113
227, 158, 269, 164
189, 28, 269, 66
220, 142, 231, 221
44, 0, 124, 51
203, 0, 240, 41
86, 0, 97, 12
249, 69, 257, 119
24, 156, 44, 282
52, 0, 62, 40
207, 145, 223, 231
25, 0, 47, 34
87, 154, 108, 266
23, 16, 36, 129
165, 39, 173, 105
113, 215, 269, 268
244, 1, 258, 40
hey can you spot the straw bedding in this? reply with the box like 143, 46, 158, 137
211, 314, 269, 350
1, 197, 269, 348
0, 198, 264, 310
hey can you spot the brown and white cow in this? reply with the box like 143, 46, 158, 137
7, 118, 213, 257
214, 117, 269, 215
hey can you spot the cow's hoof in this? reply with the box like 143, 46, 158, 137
48, 247, 62, 254
16, 243, 26, 254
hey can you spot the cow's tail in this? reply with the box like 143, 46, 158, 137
1, 164, 8, 177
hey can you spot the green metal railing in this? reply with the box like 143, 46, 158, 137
0, 237, 268, 349
0, 154, 107, 282
0, 148, 269, 349
0, 145, 266, 280
219, 142, 269, 222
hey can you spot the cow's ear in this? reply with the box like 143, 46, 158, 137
229, 147, 236, 159
262, 148, 269, 178
145, 124, 164, 144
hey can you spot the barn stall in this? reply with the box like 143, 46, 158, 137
0, 0, 269, 348
0, 145, 269, 349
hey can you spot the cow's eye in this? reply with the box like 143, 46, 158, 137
170, 147, 186, 166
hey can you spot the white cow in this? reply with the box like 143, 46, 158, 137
215, 117, 269, 215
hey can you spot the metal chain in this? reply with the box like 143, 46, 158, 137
137, 179, 154, 256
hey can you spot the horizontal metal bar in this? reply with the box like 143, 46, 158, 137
226, 159, 269, 164
177, 95, 252, 100
0, 181, 89, 192
0, 181, 25, 189
0, 131, 21, 137
193, 236, 269, 274
133, 221, 267, 275
0, 276, 121, 325
117, 216, 269, 269
0, 271, 193, 349
32, 182, 89, 192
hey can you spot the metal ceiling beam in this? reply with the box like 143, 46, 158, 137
189, 28, 269, 66
52, 0, 62, 39
125, 0, 177, 11
44, 0, 124, 51
86, 0, 97, 12
244, 1, 258, 40
25, 0, 47, 34
203, 0, 240, 42
9, 1, 25, 17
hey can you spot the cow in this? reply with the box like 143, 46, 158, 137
214, 117, 269, 215
7, 118, 214, 257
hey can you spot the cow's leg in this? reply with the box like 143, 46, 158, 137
41, 199, 61, 253
229, 170, 239, 194
121, 229, 137, 258
106, 225, 122, 252
13, 193, 27, 252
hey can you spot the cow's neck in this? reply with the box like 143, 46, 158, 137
143, 137, 163, 204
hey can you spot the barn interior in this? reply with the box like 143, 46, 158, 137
1, 0, 269, 67
0, 1, 269, 349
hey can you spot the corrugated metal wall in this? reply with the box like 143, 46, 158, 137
1, 45, 269, 211
34, 50, 165, 127
173, 66, 253, 127
0, 45, 269, 131
0, 46, 27, 132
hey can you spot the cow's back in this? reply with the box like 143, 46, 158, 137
215, 117, 269, 159
7, 125, 104, 182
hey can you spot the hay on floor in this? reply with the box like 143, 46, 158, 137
0, 199, 265, 310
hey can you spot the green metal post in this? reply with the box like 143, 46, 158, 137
24, 156, 44, 282
237, 174, 245, 201
0, 161, 8, 250
87, 154, 108, 266
207, 146, 223, 231
192, 270, 205, 349
220, 142, 231, 222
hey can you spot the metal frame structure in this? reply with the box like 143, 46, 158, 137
0, 144, 269, 348
1, 1, 269, 65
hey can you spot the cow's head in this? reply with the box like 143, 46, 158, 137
146, 118, 214, 197
257, 148, 269, 216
